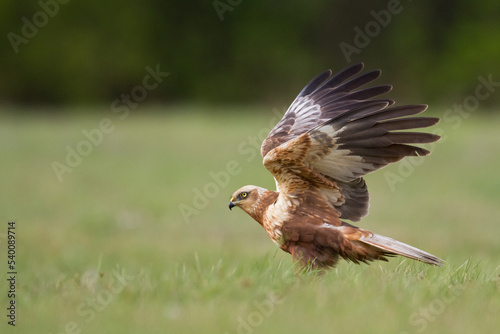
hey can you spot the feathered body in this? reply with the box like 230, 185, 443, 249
229, 63, 444, 269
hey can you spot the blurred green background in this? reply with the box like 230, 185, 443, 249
1, 1, 500, 334
1, 0, 499, 106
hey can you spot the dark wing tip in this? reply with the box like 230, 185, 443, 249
414, 104, 428, 113
297, 69, 332, 98
351, 62, 365, 72
299, 63, 374, 98
430, 117, 440, 125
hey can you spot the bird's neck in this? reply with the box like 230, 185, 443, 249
248, 190, 279, 225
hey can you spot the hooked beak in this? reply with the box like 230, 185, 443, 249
229, 197, 237, 210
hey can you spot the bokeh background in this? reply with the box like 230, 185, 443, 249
1, 1, 500, 333
1, 0, 499, 106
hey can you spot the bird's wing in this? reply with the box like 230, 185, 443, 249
261, 63, 393, 157
262, 63, 440, 221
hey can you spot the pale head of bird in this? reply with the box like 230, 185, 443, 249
228, 185, 266, 215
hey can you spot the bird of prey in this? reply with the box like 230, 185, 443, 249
228, 63, 444, 269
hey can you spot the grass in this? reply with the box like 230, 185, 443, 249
0, 105, 499, 333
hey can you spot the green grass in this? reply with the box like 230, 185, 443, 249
0, 106, 499, 333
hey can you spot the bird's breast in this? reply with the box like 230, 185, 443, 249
262, 195, 301, 246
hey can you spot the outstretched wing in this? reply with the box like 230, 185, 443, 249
262, 63, 439, 221
261, 63, 393, 157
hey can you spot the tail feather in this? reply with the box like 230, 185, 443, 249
359, 233, 444, 266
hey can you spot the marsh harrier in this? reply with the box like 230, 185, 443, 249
229, 63, 444, 269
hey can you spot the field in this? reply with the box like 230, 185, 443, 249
1, 106, 500, 333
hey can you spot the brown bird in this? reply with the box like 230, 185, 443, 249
228, 63, 444, 269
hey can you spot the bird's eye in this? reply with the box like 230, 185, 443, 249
241, 192, 248, 198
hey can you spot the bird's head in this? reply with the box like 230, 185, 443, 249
228, 185, 265, 215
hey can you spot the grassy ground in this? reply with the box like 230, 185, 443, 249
0, 106, 499, 333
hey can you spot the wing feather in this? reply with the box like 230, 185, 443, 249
296, 70, 333, 98
261, 63, 392, 158
314, 70, 381, 98
261, 64, 440, 221
307, 63, 364, 96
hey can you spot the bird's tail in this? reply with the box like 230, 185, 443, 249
358, 232, 444, 266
